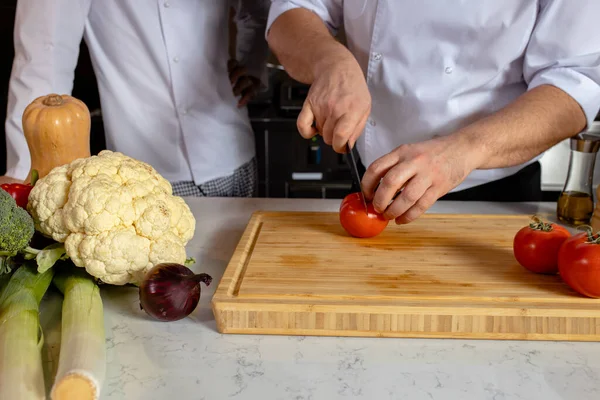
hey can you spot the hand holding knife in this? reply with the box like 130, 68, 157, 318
308, 120, 369, 212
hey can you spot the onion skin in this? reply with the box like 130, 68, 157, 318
139, 263, 212, 322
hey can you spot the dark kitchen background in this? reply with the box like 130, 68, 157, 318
1, 3, 597, 200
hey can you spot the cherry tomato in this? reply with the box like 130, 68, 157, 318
557, 230, 600, 298
513, 216, 570, 274
1, 183, 33, 209
339, 192, 389, 238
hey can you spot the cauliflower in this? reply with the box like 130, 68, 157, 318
27, 150, 196, 285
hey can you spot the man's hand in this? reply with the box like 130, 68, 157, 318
361, 84, 587, 224
361, 135, 482, 224
266, 7, 371, 153
228, 59, 261, 108
297, 58, 371, 153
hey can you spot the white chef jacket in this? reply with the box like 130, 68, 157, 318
268, 0, 600, 192
5, 0, 270, 185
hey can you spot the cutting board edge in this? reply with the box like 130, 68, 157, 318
212, 326, 600, 342
211, 298, 600, 318
212, 210, 266, 301
211, 301, 600, 341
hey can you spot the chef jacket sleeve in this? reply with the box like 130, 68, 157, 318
232, 0, 271, 90
523, 0, 600, 129
266, 0, 344, 38
4, 0, 92, 180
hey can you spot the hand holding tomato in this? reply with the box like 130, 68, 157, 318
558, 229, 600, 298
513, 216, 571, 274
339, 192, 389, 238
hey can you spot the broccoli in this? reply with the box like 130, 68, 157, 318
1, 189, 67, 276
0, 189, 35, 255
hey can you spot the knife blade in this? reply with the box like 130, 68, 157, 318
346, 143, 368, 211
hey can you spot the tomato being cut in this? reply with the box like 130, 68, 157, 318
339, 192, 389, 238
1, 183, 33, 209
557, 229, 600, 298
512, 216, 570, 274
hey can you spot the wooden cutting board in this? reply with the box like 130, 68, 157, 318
211, 211, 600, 341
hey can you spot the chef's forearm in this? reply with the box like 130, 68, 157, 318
267, 8, 355, 84
458, 84, 587, 170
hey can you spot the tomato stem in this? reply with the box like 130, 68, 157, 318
576, 224, 600, 244
528, 215, 554, 232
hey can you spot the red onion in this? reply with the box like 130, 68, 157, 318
139, 263, 212, 321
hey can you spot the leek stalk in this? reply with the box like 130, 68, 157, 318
0, 262, 55, 400
50, 266, 105, 400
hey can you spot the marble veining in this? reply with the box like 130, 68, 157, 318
38, 198, 600, 399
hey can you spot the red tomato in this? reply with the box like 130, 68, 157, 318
557, 231, 600, 298
513, 217, 570, 274
1, 183, 33, 209
339, 192, 389, 238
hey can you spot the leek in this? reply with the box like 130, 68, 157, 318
50, 265, 105, 400
0, 262, 55, 400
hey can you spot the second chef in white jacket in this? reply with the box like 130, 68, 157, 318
3, 0, 270, 197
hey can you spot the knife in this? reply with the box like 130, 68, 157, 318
346, 143, 368, 211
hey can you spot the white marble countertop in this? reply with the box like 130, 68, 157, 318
39, 198, 600, 400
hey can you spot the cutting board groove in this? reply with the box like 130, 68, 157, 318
211, 211, 600, 341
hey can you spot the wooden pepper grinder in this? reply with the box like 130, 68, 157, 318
557, 133, 600, 227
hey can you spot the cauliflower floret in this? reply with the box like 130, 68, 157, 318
28, 150, 196, 285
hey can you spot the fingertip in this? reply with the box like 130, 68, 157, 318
360, 173, 377, 201
299, 126, 318, 139
372, 196, 387, 215
333, 142, 347, 153
347, 138, 356, 150
297, 103, 316, 138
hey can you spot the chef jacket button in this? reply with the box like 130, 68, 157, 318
173, 56, 179, 63
369, 119, 376, 126
164, 1, 171, 7
181, 109, 188, 116
373, 53, 382, 61
445, 66, 453, 74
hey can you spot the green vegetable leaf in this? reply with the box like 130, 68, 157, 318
0, 255, 21, 283
36, 243, 67, 274
0, 256, 14, 276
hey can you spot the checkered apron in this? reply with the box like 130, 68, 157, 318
171, 157, 257, 197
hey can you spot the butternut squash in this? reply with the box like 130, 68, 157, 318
22, 93, 91, 182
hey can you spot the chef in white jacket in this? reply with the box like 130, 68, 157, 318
267, 1, 600, 222
3, 0, 270, 197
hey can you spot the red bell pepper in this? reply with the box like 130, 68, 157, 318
1, 183, 33, 209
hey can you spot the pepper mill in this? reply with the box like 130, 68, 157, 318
557, 133, 600, 227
